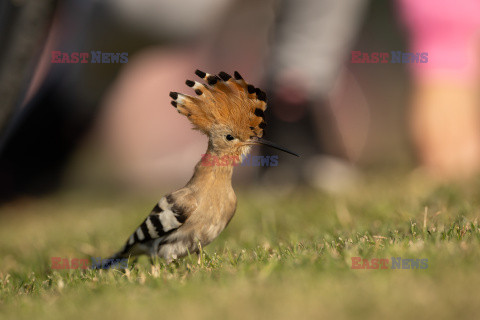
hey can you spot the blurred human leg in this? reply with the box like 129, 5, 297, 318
397, 0, 480, 179
262, 0, 368, 190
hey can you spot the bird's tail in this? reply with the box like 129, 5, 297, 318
94, 212, 158, 270
92, 243, 132, 270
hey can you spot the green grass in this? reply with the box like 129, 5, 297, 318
1, 175, 480, 319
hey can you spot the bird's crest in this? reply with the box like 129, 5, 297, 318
169, 70, 267, 139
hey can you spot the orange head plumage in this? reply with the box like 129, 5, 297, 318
170, 70, 299, 158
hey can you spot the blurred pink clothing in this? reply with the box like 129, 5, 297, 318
397, 0, 480, 82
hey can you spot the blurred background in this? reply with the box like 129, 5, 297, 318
1, 0, 479, 204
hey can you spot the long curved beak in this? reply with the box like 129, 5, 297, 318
247, 137, 300, 157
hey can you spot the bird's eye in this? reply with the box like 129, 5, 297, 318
226, 134, 235, 141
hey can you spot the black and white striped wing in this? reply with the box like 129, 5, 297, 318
117, 194, 190, 257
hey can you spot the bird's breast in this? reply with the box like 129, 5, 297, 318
194, 189, 237, 245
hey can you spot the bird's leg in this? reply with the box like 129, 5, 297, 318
129, 257, 138, 269
196, 240, 203, 265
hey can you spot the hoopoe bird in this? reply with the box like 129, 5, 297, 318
101, 70, 298, 267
